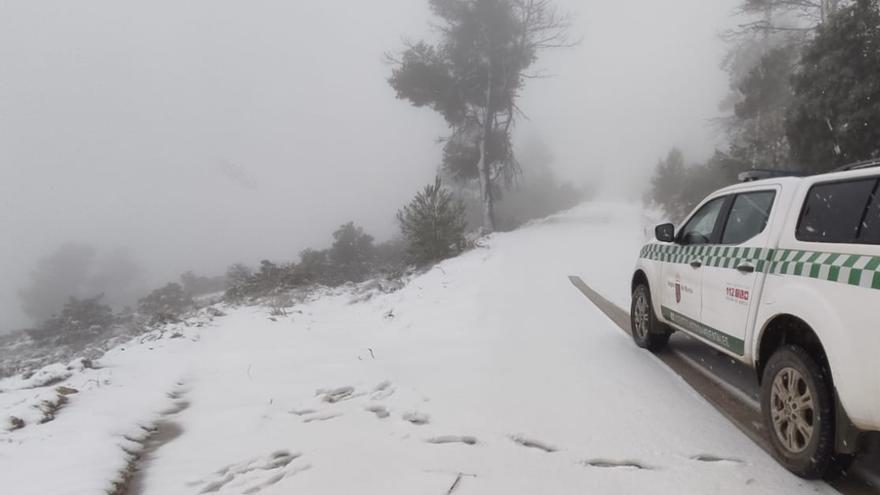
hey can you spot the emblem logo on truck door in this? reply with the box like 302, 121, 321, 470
667, 277, 693, 304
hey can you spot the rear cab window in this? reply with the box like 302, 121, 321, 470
797, 177, 880, 244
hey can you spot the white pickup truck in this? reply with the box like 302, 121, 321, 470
631, 163, 880, 479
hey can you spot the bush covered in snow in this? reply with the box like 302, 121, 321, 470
26, 295, 115, 346
327, 222, 376, 284
224, 222, 395, 302
397, 177, 467, 266
138, 283, 194, 324
295, 249, 332, 285
226, 260, 300, 302
373, 237, 409, 276
179, 271, 227, 297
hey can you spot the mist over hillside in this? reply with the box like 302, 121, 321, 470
0, 0, 739, 334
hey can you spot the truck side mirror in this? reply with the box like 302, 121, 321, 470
655, 223, 675, 243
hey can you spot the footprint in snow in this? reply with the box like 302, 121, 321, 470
691, 454, 743, 465
402, 412, 431, 425
289, 408, 317, 417
159, 383, 192, 416
301, 412, 342, 423
317, 386, 356, 403
426, 435, 478, 446
371, 381, 395, 401
366, 405, 390, 419
510, 435, 557, 453
584, 459, 653, 470
191, 450, 308, 494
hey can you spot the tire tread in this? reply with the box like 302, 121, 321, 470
630, 284, 670, 353
760, 344, 835, 479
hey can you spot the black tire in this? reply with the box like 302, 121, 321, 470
630, 284, 670, 352
760, 345, 835, 479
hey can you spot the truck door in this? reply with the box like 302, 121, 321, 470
700, 190, 777, 357
661, 197, 727, 329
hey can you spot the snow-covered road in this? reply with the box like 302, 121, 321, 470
1, 203, 835, 494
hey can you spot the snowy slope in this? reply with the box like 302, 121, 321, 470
0, 203, 834, 495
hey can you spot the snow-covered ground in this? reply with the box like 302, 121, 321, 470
0, 203, 835, 494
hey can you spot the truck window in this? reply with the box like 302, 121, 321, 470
858, 181, 880, 244
797, 177, 879, 244
678, 197, 726, 245
721, 191, 776, 245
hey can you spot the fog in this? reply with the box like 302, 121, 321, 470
0, 0, 738, 333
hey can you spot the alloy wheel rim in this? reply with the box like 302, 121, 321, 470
633, 291, 650, 339
770, 367, 815, 454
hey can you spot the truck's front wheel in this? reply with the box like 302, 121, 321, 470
761, 345, 834, 479
630, 284, 670, 352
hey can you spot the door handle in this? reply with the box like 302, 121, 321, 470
690, 259, 703, 269
736, 264, 756, 273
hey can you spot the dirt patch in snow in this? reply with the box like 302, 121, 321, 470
112, 420, 186, 495
110, 384, 191, 495
37, 393, 69, 424
7, 416, 25, 431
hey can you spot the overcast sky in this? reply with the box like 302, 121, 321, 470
0, 0, 739, 332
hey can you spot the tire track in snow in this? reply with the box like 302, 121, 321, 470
115, 381, 191, 495
568, 276, 879, 495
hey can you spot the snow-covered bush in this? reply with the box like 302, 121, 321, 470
397, 177, 467, 266
225, 261, 301, 302
373, 237, 409, 276
294, 249, 332, 286
138, 283, 193, 324
327, 222, 376, 284
180, 271, 227, 297
27, 295, 115, 346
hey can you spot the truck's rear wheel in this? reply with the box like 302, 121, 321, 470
630, 284, 670, 352
761, 345, 834, 479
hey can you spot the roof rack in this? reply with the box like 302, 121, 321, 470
833, 158, 880, 172
738, 169, 805, 183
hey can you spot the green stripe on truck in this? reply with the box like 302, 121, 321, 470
661, 306, 745, 356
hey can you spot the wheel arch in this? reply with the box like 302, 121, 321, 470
632, 267, 669, 327
755, 314, 828, 383
632, 269, 649, 294
755, 313, 864, 454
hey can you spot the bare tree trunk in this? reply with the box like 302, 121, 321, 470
476, 131, 495, 233
477, 53, 496, 233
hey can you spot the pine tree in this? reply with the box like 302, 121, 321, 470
787, 0, 880, 172
329, 222, 375, 283
388, 0, 572, 232
728, 44, 797, 168
397, 178, 468, 266
647, 149, 687, 216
